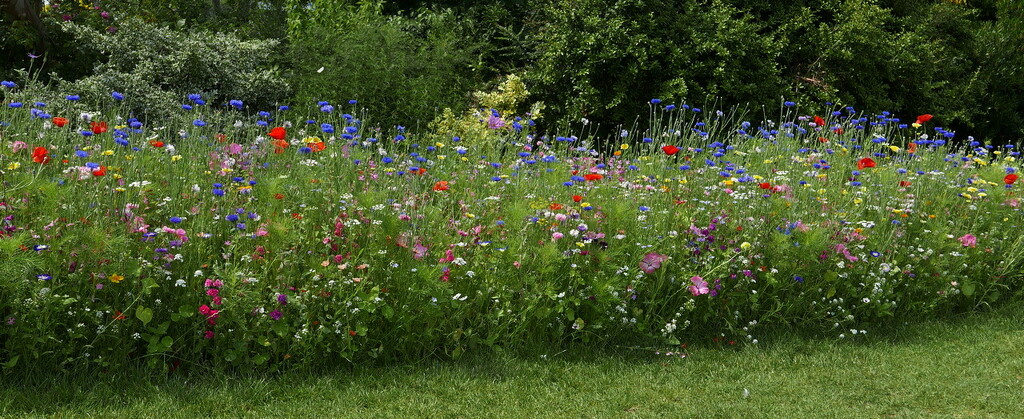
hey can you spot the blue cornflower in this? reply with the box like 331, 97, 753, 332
66, 95, 80, 101
229, 99, 243, 109
321, 123, 334, 133
112, 91, 125, 101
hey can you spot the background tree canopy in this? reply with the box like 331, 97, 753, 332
1, 0, 1021, 140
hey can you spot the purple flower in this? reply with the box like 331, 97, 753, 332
268, 310, 282, 320
277, 294, 288, 305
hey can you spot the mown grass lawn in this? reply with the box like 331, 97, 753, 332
3, 303, 1021, 417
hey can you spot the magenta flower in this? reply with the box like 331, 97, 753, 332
958, 234, 977, 248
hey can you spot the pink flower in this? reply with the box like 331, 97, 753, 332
10, 141, 27, 152
198, 304, 212, 315
551, 232, 564, 240
834, 243, 859, 262
639, 252, 668, 274
204, 331, 215, 339
439, 249, 455, 263
227, 143, 242, 155
958, 234, 977, 248
688, 276, 709, 296
412, 243, 428, 259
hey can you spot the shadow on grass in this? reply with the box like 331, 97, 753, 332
2, 301, 1021, 416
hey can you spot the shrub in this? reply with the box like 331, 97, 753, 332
56, 19, 289, 120
287, 0, 481, 126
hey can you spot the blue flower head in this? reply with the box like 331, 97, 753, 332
112, 91, 125, 101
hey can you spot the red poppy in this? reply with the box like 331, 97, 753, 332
832, 127, 844, 135
433, 181, 449, 191
92, 165, 107, 176
818, 137, 828, 143
113, 311, 126, 321
90, 121, 108, 134
857, 158, 876, 170
309, 141, 325, 152
907, 142, 918, 153
214, 133, 228, 143
759, 182, 772, 189
415, 167, 427, 175
662, 145, 680, 155
549, 203, 563, 210
583, 174, 603, 181
1005, 174, 1019, 185
899, 180, 912, 187
274, 193, 285, 199
32, 146, 50, 164
813, 116, 825, 127
52, 117, 68, 127
273, 139, 289, 154
268, 127, 287, 140
572, 195, 583, 202
915, 114, 933, 124
149, 140, 164, 148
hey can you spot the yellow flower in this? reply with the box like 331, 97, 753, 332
6, 162, 20, 170
620, 144, 629, 150
171, 155, 183, 161
110, 274, 125, 284
888, 145, 901, 152
102, 150, 114, 156
740, 242, 751, 250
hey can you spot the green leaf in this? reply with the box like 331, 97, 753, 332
962, 282, 976, 297
136, 306, 154, 326
824, 271, 838, 283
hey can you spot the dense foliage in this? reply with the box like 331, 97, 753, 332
2, 0, 1021, 140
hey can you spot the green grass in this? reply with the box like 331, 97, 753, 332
2, 303, 1022, 418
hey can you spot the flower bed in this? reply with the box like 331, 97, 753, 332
1, 88, 1021, 372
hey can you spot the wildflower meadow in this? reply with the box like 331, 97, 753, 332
2, 80, 1022, 374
